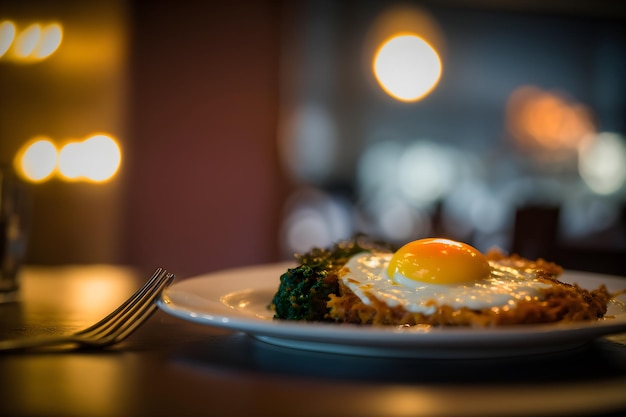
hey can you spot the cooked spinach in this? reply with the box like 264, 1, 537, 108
270, 235, 392, 321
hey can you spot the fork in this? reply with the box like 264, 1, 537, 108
0, 267, 175, 352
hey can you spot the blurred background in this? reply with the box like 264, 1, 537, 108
1, 0, 625, 278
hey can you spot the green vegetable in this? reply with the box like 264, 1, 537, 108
271, 235, 393, 321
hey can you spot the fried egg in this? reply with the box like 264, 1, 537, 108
340, 238, 553, 315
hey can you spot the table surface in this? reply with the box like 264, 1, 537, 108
1, 264, 626, 417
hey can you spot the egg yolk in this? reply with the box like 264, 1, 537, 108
386, 238, 490, 285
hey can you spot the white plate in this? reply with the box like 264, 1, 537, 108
157, 262, 626, 358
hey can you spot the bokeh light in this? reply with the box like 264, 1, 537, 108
357, 140, 404, 200
83, 134, 122, 182
33, 23, 63, 59
397, 141, 457, 206
373, 34, 442, 102
355, 140, 479, 243
14, 134, 121, 184
59, 134, 122, 182
0, 20, 16, 58
280, 187, 353, 256
58, 142, 84, 180
358, 140, 459, 209
0, 21, 63, 62
371, 196, 432, 242
15, 138, 58, 182
279, 104, 337, 185
578, 132, 626, 195
560, 193, 622, 240
506, 86, 595, 161
13, 23, 41, 58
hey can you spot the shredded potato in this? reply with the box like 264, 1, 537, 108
327, 280, 610, 327
327, 250, 611, 327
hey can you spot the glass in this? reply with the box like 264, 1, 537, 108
0, 165, 29, 302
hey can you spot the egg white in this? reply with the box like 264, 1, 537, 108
340, 252, 553, 315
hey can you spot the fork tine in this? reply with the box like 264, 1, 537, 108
106, 272, 175, 344
78, 269, 174, 343
111, 301, 161, 343
85, 271, 175, 345
76, 267, 167, 336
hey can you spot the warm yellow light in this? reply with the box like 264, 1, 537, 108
58, 142, 84, 180
506, 85, 595, 162
82, 135, 122, 182
58, 134, 121, 183
373, 34, 442, 102
33, 23, 62, 59
15, 138, 58, 183
1, 21, 63, 62
13, 23, 41, 58
0, 20, 16, 58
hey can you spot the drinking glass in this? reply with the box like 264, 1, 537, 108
0, 165, 29, 303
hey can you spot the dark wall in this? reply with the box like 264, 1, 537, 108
122, 1, 289, 277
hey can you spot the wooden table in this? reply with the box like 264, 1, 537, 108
1, 265, 625, 417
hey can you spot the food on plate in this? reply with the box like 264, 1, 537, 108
270, 236, 393, 321
270, 236, 613, 326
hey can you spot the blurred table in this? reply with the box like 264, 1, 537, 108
1, 265, 626, 417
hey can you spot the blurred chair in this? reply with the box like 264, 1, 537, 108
512, 205, 626, 276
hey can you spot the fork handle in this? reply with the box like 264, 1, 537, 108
0, 335, 81, 352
